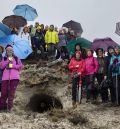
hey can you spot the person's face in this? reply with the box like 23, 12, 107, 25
55, 27, 58, 31
24, 28, 28, 32
98, 49, 103, 57
109, 48, 114, 55
6, 48, 13, 57
41, 25, 44, 30
115, 49, 119, 55
68, 28, 71, 32
35, 23, 39, 28
87, 50, 92, 57
50, 26, 54, 31
76, 53, 81, 60
76, 45, 81, 51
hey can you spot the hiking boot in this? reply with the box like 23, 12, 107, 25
86, 99, 91, 103
72, 101, 77, 109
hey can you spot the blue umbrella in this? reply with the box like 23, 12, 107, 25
0, 35, 33, 59
13, 4, 38, 21
0, 22, 11, 38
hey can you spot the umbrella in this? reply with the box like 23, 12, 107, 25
67, 37, 91, 54
62, 20, 83, 36
91, 37, 119, 51
115, 22, 120, 36
2, 15, 27, 28
0, 22, 11, 38
13, 4, 38, 21
0, 35, 32, 59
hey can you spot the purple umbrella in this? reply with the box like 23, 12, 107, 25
91, 37, 119, 51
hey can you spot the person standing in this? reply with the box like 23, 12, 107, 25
56, 29, 68, 60
34, 26, 45, 59
105, 46, 115, 103
85, 49, 99, 103
110, 46, 120, 105
45, 25, 59, 60
0, 45, 23, 111
68, 51, 85, 108
96, 48, 108, 103
21, 26, 32, 47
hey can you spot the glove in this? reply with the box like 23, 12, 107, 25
73, 73, 79, 78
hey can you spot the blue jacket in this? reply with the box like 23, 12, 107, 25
110, 54, 120, 77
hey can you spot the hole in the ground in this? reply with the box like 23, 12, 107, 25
27, 93, 63, 113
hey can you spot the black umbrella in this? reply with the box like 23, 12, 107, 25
2, 15, 27, 28
62, 20, 83, 35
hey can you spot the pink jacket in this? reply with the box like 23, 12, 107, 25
85, 56, 99, 75
1, 57, 23, 81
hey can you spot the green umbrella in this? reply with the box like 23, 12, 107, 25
67, 37, 92, 55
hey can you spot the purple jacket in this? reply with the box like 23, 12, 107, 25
85, 56, 99, 75
1, 57, 23, 81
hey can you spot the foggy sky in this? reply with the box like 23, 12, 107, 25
1, 0, 120, 44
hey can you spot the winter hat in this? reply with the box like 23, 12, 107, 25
114, 46, 120, 50
5, 44, 13, 50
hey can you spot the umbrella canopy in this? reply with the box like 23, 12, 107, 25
91, 37, 119, 51
62, 20, 83, 36
2, 15, 27, 28
13, 4, 38, 21
115, 22, 120, 36
67, 37, 92, 54
0, 35, 32, 59
0, 22, 11, 38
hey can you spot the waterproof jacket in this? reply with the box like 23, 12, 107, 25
85, 56, 99, 75
45, 30, 59, 44
34, 31, 45, 46
1, 57, 23, 81
68, 57, 85, 77
58, 34, 67, 48
110, 54, 120, 77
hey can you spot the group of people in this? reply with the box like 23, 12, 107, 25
12, 22, 77, 60
68, 45, 120, 108
0, 22, 120, 112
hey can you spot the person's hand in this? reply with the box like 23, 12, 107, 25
8, 57, 13, 62
78, 72, 81, 76
104, 76, 107, 80
76, 65, 79, 68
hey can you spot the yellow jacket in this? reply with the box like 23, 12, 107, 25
45, 30, 59, 44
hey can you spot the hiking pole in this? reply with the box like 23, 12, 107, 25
78, 75, 82, 104
7, 68, 11, 112
116, 73, 119, 105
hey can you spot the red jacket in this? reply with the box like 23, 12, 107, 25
68, 58, 85, 77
